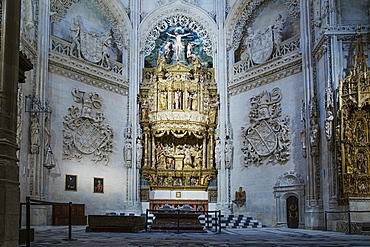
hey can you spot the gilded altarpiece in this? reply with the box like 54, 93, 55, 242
337, 32, 370, 204
139, 62, 218, 191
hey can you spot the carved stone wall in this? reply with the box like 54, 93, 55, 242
62, 88, 114, 165
241, 88, 291, 166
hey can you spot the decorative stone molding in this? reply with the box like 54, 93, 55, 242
49, 51, 128, 95
241, 88, 291, 166
62, 88, 114, 165
141, 11, 215, 57
50, 0, 129, 50
300, 101, 307, 158
274, 170, 304, 188
228, 51, 302, 95
282, 0, 300, 19
234, 34, 300, 78
227, 0, 301, 52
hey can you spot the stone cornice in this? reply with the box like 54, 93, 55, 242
49, 52, 129, 95
228, 51, 302, 95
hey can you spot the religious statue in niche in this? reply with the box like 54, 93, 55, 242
62, 88, 114, 165
68, 17, 122, 69
241, 88, 291, 166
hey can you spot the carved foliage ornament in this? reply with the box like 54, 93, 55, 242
62, 88, 113, 165
142, 14, 213, 57
241, 88, 290, 166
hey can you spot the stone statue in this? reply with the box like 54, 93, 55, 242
225, 140, 233, 169
30, 117, 40, 154
70, 17, 81, 58
125, 141, 132, 168
136, 138, 143, 168
214, 139, 221, 169
100, 30, 114, 69
273, 14, 285, 56
166, 31, 191, 61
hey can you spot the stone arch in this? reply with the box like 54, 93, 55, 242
139, 2, 217, 58
225, 0, 300, 51
50, 0, 131, 50
273, 170, 305, 228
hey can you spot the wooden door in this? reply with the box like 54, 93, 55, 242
287, 196, 299, 228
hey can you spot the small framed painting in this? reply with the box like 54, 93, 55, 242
93, 177, 104, 193
65, 174, 77, 191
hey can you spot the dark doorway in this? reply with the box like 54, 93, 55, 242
286, 196, 299, 228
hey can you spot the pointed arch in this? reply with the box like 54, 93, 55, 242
50, 0, 131, 49
139, 2, 217, 58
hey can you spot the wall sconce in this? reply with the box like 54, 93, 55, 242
43, 146, 56, 170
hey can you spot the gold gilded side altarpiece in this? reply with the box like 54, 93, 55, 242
138, 61, 218, 191
337, 32, 370, 204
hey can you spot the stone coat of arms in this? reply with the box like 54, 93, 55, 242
241, 88, 290, 166
63, 88, 114, 165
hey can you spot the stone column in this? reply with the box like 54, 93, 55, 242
300, 0, 323, 229
124, 0, 141, 214
0, 0, 21, 246
215, 0, 232, 214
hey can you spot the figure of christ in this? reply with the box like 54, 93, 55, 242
166, 31, 191, 61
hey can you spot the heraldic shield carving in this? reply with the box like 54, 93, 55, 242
241, 88, 290, 166
63, 88, 114, 165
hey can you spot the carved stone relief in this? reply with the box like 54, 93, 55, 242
50, 0, 129, 50
324, 79, 334, 150
240, 14, 285, 67
68, 17, 121, 70
275, 170, 304, 188
62, 88, 114, 165
142, 13, 214, 57
309, 96, 320, 156
241, 88, 290, 166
